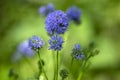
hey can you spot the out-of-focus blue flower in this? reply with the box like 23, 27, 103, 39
18, 40, 34, 56
72, 44, 85, 60
11, 40, 35, 63
74, 53, 85, 60
66, 6, 81, 24
29, 35, 44, 50
45, 10, 69, 35
39, 3, 55, 16
48, 35, 64, 51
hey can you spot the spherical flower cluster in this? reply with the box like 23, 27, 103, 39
39, 3, 55, 16
18, 40, 34, 56
45, 10, 69, 35
66, 6, 81, 24
28, 35, 44, 50
72, 44, 85, 60
48, 35, 64, 51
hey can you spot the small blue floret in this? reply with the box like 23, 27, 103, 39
48, 35, 64, 51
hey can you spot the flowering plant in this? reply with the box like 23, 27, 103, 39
10, 4, 99, 80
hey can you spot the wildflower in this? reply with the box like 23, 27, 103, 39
18, 40, 34, 56
66, 6, 81, 24
48, 35, 64, 51
45, 10, 69, 35
28, 35, 44, 50
74, 53, 85, 60
72, 44, 85, 60
39, 3, 55, 16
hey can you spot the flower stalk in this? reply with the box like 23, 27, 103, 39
37, 51, 48, 80
56, 51, 59, 80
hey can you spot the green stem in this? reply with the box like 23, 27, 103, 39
37, 51, 48, 80
71, 58, 74, 67
53, 51, 56, 80
77, 71, 83, 80
68, 58, 74, 80
77, 59, 87, 80
56, 51, 59, 80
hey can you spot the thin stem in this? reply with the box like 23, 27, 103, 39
68, 58, 74, 80
77, 71, 83, 80
77, 59, 87, 80
53, 51, 56, 80
71, 58, 74, 67
37, 51, 48, 80
56, 51, 59, 80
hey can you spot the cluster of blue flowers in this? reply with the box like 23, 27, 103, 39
45, 9, 69, 80
72, 44, 85, 60
11, 3, 99, 80
40, 4, 81, 24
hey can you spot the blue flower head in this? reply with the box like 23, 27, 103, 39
28, 35, 44, 50
45, 10, 69, 35
72, 44, 85, 60
66, 6, 81, 24
74, 53, 85, 60
48, 35, 64, 51
39, 3, 55, 16
18, 40, 34, 57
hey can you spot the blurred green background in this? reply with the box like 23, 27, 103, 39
0, 0, 120, 80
